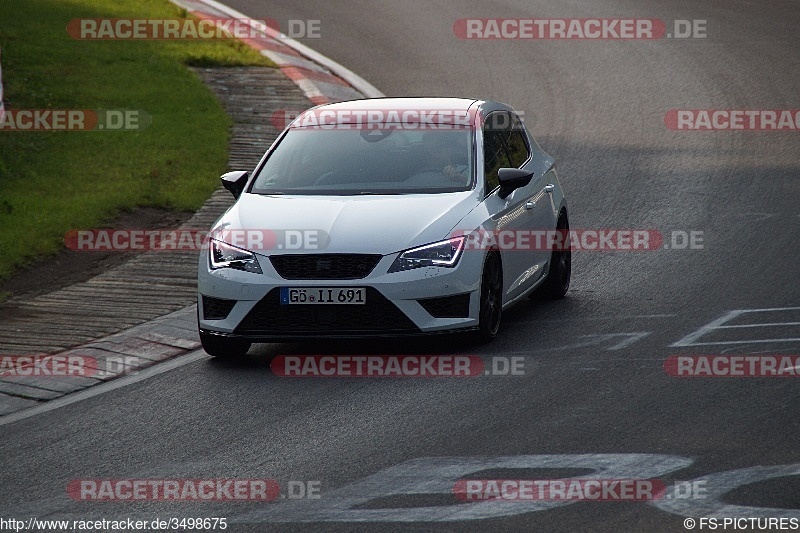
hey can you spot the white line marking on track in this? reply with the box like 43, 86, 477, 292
716, 322, 800, 328
678, 338, 800, 346
671, 310, 744, 347
605, 332, 651, 350
734, 306, 800, 313
671, 307, 800, 347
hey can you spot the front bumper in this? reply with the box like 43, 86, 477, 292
197, 249, 484, 340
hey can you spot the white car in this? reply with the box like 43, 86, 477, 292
197, 97, 570, 357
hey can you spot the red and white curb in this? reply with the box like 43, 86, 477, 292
171, 0, 384, 104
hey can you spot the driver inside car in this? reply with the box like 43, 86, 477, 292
412, 131, 470, 185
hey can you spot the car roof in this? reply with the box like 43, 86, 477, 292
289, 97, 517, 129
313, 97, 481, 113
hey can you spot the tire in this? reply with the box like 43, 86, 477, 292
477, 252, 503, 341
199, 330, 251, 358
536, 210, 571, 299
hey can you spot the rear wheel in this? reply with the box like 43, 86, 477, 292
536, 210, 571, 299
477, 252, 503, 341
199, 330, 251, 358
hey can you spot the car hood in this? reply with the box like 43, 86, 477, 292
213, 192, 478, 255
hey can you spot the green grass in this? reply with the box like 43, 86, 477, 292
0, 0, 275, 282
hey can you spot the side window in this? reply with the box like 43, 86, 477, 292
483, 112, 511, 193
483, 128, 510, 193
504, 113, 530, 168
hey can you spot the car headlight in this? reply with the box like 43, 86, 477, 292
388, 237, 465, 273
209, 239, 262, 273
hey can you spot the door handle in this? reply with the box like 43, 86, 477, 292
525, 201, 535, 210
544, 183, 555, 193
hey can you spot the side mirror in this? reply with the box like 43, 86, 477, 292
497, 168, 534, 199
220, 171, 249, 200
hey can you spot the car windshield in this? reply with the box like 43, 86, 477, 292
250, 126, 474, 195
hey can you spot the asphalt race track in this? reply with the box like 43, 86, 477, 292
1, 1, 799, 531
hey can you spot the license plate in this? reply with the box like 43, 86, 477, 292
280, 287, 367, 305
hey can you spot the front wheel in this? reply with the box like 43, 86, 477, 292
476, 252, 503, 341
535, 210, 571, 299
199, 330, 251, 358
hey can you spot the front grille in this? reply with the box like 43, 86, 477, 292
202, 295, 237, 320
417, 293, 471, 318
269, 254, 382, 280
235, 287, 419, 336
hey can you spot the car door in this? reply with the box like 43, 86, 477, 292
483, 111, 553, 302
